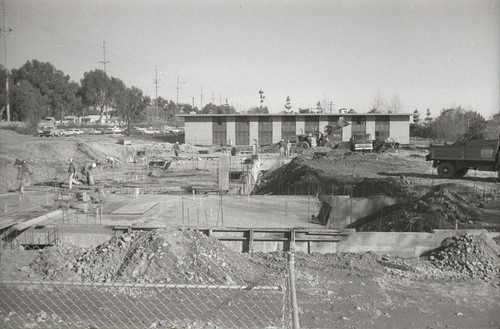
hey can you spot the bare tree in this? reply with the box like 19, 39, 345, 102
370, 91, 387, 113
388, 94, 404, 113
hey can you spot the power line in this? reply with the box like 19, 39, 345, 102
16, 0, 102, 42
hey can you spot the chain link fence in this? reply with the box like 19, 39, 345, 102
0, 229, 296, 329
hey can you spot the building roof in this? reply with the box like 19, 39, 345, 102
178, 112, 412, 118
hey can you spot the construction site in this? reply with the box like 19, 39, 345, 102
0, 128, 499, 329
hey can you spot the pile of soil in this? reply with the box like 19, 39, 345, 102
351, 184, 484, 232
26, 228, 268, 285
425, 234, 500, 280
254, 156, 408, 197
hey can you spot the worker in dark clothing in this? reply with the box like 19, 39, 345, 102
278, 139, 285, 157
15, 159, 30, 199
68, 158, 81, 189
173, 142, 181, 157
81, 163, 97, 185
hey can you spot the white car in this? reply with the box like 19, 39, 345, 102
61, 129, 84, 136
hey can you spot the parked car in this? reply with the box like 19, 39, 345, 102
42, 126, 63, 137
61, 129, 84, 136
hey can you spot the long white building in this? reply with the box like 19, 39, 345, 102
179, 113, 411, 146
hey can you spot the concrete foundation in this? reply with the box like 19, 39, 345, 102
317, 196, 404, 228
14, 225, 498, 258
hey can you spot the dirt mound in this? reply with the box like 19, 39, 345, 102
351, 184, 484, 232
27, 228, 268, 285
425, 234, 500, 280
254, 156, 408, 197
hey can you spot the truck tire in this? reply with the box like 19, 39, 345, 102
324, 141, 337, 149
455, 168, 468, 178
297, 141, 310, 150
437, 161, 456, 178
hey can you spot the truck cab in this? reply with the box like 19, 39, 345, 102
350, 133, 373, 152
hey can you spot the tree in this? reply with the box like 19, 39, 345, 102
424, 108, 433, 125
201, 103, 238, 114
248, 106, 269, 114
10, 60, 82, 120
115, 86, 149, 135
428, 107, 486, 141
370, 91, 387, 113
78, 70, 113, 120
413, 109, 420, 124
10, 80, 48, 122
388, 94, 404, 113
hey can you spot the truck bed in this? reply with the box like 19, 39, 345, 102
427, 139, 499, 162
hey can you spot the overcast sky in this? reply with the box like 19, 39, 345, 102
3, 0, 499, 118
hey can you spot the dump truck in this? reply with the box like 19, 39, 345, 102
426, 139, 500, 179
350, 133, 373, 152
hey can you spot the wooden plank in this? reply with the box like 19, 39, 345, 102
12, 210, 63, 231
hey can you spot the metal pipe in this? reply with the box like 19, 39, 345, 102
288, 252, 300, 329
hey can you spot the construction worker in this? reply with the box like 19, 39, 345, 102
173, 142, 181, 157
278, 139, 285, 157
68, 158, 81, 189
81, 163, 97, 185
15, 159, 30, 200
286, 140, 292, 157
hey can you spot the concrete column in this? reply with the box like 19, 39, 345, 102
343, 117, 352, 142
272, 116, 282, 143
296, 116, 305, 135
249, 116, 259, 146
389, 115, 410, 144
366, 116, 376, 139
226, 116, 236, 145
319, 117, 329, 134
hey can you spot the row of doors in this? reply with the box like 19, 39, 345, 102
212, 116, 387, 145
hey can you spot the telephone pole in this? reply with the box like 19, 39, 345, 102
1, 1, 12, 122
99, 40, 110, 73
200, 85, 203, 112
153, 65, 160, 119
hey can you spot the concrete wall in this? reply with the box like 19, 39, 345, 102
226, 117, 236, 145
272, 117, 282, 143
19, 226, 495, 259
295, 117, 305, 135
366, 116, 376, 138
320, 196, 403, 228
336, 229, 491, 258
319, 117, 329, 135
389, 115, 410, 144
342, 119, 352, 142
249, 117, 259, 146
185, 117, 213, 145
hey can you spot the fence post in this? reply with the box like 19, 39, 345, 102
288, 252, 300, 329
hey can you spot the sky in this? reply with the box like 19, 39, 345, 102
2, 0, 499, 118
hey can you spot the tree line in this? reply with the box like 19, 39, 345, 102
0, 60, 242, 130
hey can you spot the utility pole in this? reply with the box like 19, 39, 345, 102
329, 101, 334, 114
99, 41, 110, 73
1, 1, 12, 122
153, 65, 160, 119
192, 97, 194, 110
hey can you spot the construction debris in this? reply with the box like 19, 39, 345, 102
425, 234, 500, 280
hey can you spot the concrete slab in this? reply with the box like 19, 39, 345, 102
110, 201, 158, 215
